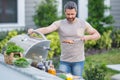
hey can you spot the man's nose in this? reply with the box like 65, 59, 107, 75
69, 15, 72, 18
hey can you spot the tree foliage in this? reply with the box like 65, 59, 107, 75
34, 0, 59, 27
87, 0, 114, 34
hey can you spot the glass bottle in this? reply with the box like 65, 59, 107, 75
47, 60, 56, 75
37, 56, 46, 71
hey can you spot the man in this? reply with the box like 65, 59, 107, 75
28, 1, 100, 79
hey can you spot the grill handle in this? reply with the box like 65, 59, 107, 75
28, 30, 47, 40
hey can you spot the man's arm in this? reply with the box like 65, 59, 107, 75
28, 21, 60, 34
35, 25, 58, 34
81, 22, 101, 41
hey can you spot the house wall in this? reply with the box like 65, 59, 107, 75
0, 0, 119, 31
18, 0, 120, 30
0, 0, 25, 31
25, 0, 41, 30
110, 0, 120, 29
78, 0, 88, 20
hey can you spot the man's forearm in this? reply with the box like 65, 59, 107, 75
81, 33, 101, 41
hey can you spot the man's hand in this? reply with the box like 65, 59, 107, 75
80, 36, 87, 41
28, 28, 34, 34
62, 40, 74, 44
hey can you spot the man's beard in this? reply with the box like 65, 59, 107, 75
66, 17, 75, 22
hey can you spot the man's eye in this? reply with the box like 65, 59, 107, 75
67, 14, 70, 15
71, 13, 74, 15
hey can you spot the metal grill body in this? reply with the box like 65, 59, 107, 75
9, 32, 50, 61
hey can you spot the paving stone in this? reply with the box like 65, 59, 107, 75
111, 74, 120, 80
107, 64, 120, 72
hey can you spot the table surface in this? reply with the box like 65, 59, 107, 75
0, 54, 63, 80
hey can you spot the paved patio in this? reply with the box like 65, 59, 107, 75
107, 64, 120, 72
107, 64, 120, 80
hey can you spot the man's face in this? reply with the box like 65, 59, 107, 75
65, 9, 77, 22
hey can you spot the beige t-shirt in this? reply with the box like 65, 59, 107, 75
49, 18, 94, 62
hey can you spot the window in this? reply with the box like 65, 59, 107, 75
0, 0, 25, 27
0, 0, 17, 23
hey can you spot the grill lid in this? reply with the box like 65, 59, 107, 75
9, 31, 51, 60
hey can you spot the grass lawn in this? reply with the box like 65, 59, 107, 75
84, 48, 120, 80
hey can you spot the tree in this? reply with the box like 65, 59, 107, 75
87, 0, 114, 34
34, 0, 59, 27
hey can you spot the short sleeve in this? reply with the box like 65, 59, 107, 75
49, 20, 61, 29
44, 20, 61, 33
85, 21, 95, 33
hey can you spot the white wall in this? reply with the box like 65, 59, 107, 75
78, 0, 88, 20
57, 0, 62, 17
104, 0, 110, 16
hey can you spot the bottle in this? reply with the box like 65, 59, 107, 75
37, 61, 46, 71
47, 60, 56, 75
31, 54, 38, 68
37, 56, 46, 71
47, 65, 56, 75
44, 61, 49, 72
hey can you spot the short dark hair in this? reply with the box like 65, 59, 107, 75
64, 1, 77, 11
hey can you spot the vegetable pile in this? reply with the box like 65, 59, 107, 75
13, 58, 30, 68
6, 42, 24, 55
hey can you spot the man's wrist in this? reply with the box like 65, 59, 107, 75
81, 35, 91, 41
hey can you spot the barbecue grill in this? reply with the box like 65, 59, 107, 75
9, 31, 51, 61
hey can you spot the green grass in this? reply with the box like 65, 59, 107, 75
84, 48, 120, 80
